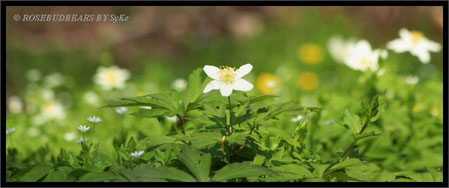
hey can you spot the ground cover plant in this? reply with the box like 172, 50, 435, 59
4, 6, 444, 182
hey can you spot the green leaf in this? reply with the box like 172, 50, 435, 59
43, 169, 66, 182
127, 137, 136, 151
146, 135, 178, 148
265, 164, 313, 182
248, 95, 278, 104
78, 172, 120, 182
175, 145, 211, 182
226, 132, 248, 145
326, 159, 366, 176
178, 132, 222, 149
20, 164, 53, 182
184, 68, 204, 109
426, 167, 443, 182
212, 161, 276, 181
124, 167, 196, 182
130, 108, 170, 118
343, 109, 362, 135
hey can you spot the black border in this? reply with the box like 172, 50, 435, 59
1, 1, 447, 187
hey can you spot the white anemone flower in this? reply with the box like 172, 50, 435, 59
77, 125, 91, 132
290, 115, 304, 123
87, 116, 102, 124
94, 66, 130, 90
327, 36, 356, 63
172, 78, 187, 91
343, 40, 387, 72
405, 75, 419, 85
8, 96, 23, 114
130, 150, 145, 157
387, 28, 441, 64
115, 107, 128, 114
203, 64, 254, 97
64, 132, 77, 141
6, 128, 16, 135
40, 99, 66, 122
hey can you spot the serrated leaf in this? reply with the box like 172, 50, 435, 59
146, 135, 178, 148
226, 132, 248, 145
184, 68, 204, 109
124, 167, 196, 182
343, 109, 362, 135
212, 161, 276, 181
265, 164, 313, 182
43, 169, 66, 182
78, 172, 120, 182
20, 164, 53, 182
326, 159, 366, 176
130, 108, 170, 118
175, 145, 211, 182
127, 137, 136, 151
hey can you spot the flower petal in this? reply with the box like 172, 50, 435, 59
235, 64, 253, 79
422, 39, 441, 52
232, 79, 253, 91
220, 84, 234, 97
203, 80, 221, 93
387, 39, 409, 53
412, 50, 431, 64
203, 65, 221, 80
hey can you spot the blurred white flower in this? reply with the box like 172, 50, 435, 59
27, 127, 41, 137
290, 115, 304, 123
77, 125, 91, 132
83, 91, 100, 106
387, 28, 441, 64
41, 89, 55, 100
343, 40, 387, 72
130, 150, 145, 157
172, 78, 187, 91
405, 75, 419, 85
7, 96, 23, 114
327, 36, 356, 63
64, 132, 77, 142
88, 116, 102, 124
94, 66, 130, 90
376, 68, 386, 77
140, 106, 152, 110
26, 69, 41, 82
203, 64, 254, 97
6, 128, 16, 135
115, 107, 128, 114
40, 99, 66, 122
75, 137, 88, 144
44, 73, 65, 88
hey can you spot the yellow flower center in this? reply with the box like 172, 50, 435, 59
106, 70, 118, 85
297, 72, 319, 91
360, 57, 372, 67
297, 44, 324, 65
257, 73, 282, 94
218, 66, 236, 84
410, 31, 424, 45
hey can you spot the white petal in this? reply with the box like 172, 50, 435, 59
235, 64, 253, 79
399, 28, 410, 40
232, 79, 253, 91
203, 80, 221, 93
387, 39, 409, 53
220, 84, 233, 97
203, 65, 220, 80
422, 39, 441, 52
412, 50, 431, 64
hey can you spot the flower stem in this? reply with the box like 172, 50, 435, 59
228, 96, 233, 134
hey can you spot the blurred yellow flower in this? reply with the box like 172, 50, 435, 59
256, 73, 282, 94
297, 43, 324, 65
412, 103, 422, 112
297, 72, 319, 91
